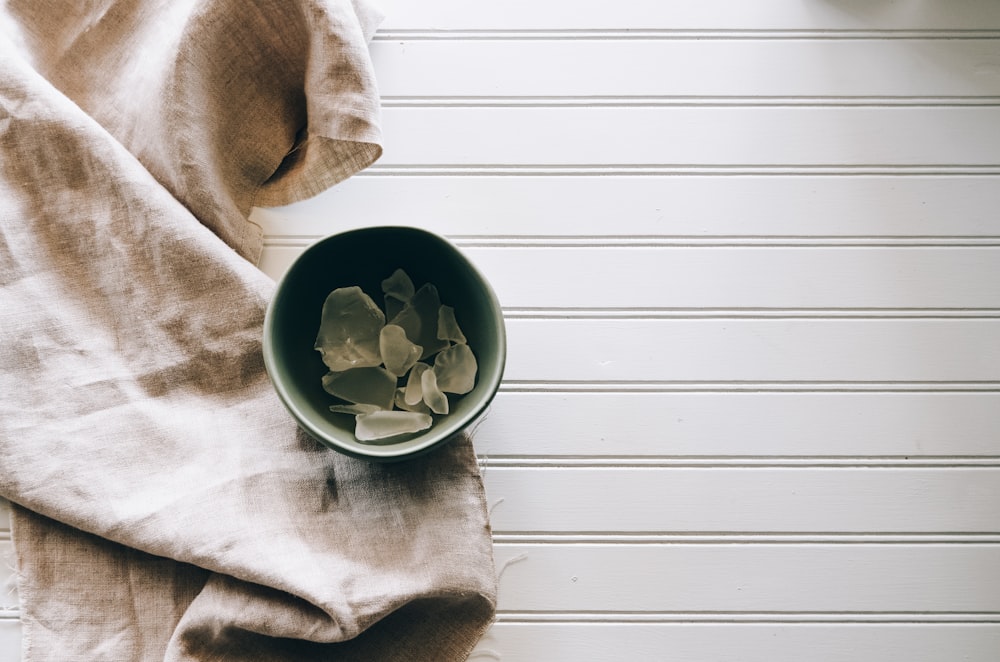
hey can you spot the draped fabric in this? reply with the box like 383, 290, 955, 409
0, 2, 497, 659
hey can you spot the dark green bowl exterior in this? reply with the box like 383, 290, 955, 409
263, 226, 506, 461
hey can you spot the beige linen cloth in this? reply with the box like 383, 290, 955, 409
0, 1, 497, 660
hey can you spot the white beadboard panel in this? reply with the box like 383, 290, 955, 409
493, 544, 1000, 612
0, 622, 19, 661
250, 175, 1000, 239
472, 623, 1000, 662
266, 246, 1000, 309
258, 246, 1000, 309
0, 500, 17, 657
378, 107, 1000, 166
372, 39, 1000, 98
0, 538, 15, 611
375, 0, 1000, 31
475, 392, 1000, 457
503, 319, 1000, 383
483, 468, 1000, 533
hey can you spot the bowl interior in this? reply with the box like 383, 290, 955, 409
264, 226, 506, 460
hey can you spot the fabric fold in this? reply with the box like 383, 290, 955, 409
0, 1, 497, 660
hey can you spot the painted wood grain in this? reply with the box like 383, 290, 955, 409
372, 39, 1000, 98
0, 538, 16, 617
502, 318, 1000, 383
377, 106, 1000, 166
375, 0, 1000, 31
492, 543, 1000, 612
250, 175, 1000, 238
259, 246, 1000, 309
474, 392, 1000, 457
471, 623, 1000, 662
0, 622, 19, 659
483, 468, 1000, 533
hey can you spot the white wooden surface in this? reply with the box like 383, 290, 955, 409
4, 1, 1000, 659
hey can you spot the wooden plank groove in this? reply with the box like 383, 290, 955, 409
267, 237, 1000, 247
481, 458, 1000, 468
493, 613, 1000, 622
376, 30, 1000, 40
361, 165, 1000, 174
492, 534, 1000, 545
496, 382, 1000, 392
381, 97, 1000, 108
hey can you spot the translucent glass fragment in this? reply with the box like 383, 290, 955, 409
437, 305, 467, 344
395, 387, 430, 413
420, 366, 449, 415
433, 344, 477, 395
355, 411, 433, 442
315, 268, 482, 442
321, 367, 396, 411
388, 283, 449, 359
381, 268, 415, 320
379, 324, 422, 377
381, 268, 415, 303
314, 286, 384, 372
329, 403, 381, 416
404, 362, 431, 406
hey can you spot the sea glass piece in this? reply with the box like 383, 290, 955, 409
329, 403, 381, 416
433, 344, 477, 395
381, 268, 415, 320
404, 362, 431, 406
420, 366, 449, 415
395, 387, 431, 413
321, 367, 395, 411
355, 410, 433, 442
379, 324, 422, 377
389, 283, 449, 359
314, 286, 384, 372
437, 305, 467, 344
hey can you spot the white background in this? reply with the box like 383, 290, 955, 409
4, 0, 1000, 659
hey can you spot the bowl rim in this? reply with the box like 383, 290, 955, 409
262, 225, 506, 461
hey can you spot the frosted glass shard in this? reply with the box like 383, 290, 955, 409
421, 366, 449, 415
404, 362, 431, 405
437, 305, 467, 344
433, 344, 478, 395
329, 403, 381, 416
379, 324, 422, 377
388, 283, 449, 359
355, 411, 433, 442
314, 286, 384, 372
381, 268, 415, 303
321, 367, 395, 411
382, 268, 414, 320
395, 387, 431, 414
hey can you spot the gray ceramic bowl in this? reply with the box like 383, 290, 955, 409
263, 226, 506, 461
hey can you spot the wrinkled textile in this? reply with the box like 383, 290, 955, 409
0, 1, 497, 660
